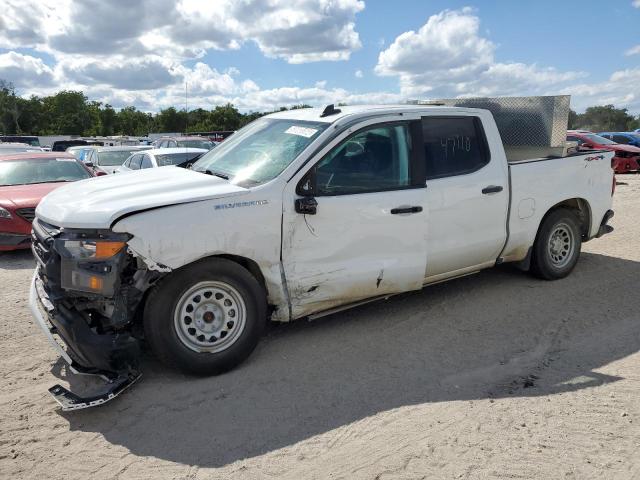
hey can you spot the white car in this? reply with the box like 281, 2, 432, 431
31, 102, 615, 409
115, 147, 207, 173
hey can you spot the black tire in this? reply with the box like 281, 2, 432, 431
530, 208, 582, 280
143, 258, 266, 375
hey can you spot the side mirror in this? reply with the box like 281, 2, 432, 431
295, 197, 318, 215
85, 161, 94, 167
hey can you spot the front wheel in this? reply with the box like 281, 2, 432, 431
530, 208, 582, 280
143, 258, 266, 375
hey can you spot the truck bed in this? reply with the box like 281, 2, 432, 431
500, 150, 614, 263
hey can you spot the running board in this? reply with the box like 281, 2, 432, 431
48, 372, 141, 411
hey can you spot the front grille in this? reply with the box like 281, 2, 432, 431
31, 218, 60, 271
16, 207, 36, 223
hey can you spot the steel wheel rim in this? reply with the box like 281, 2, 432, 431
173, 281, 247, 353
547, 222, 575, 268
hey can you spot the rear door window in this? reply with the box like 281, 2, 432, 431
421, 116, 490, 179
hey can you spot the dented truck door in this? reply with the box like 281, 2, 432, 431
281, 120, 428, 319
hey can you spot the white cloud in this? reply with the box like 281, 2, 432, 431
2, 0, 365, 64
0, 52, 55, 87
1, 3, 639, 116
633, 0, 640, 7
562, 68, 640, 113
375, 8, 584, 99
626, 45, 640, 56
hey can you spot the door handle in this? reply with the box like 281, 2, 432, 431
390, 206, 423, 215
482, 185, 503, 194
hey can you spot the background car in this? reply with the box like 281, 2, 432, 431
152, 135, 216, 150
66, 145, 96, 162
0, 152, 95, 251
0, 143, 43, 154
0, 135, 40, 147
116, 147, 207, 173
51, 139, 102, 152
83, 145, 151, 174
598, 132, 640, 148
566, 130, 640, 173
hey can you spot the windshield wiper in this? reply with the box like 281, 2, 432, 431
203, 169, 230, 180
26, 180, 74, 185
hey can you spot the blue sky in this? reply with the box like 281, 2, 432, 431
1, 0, 639, 113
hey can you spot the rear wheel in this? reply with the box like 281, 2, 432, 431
143, 258, 266, 375
530, 208, 582, 280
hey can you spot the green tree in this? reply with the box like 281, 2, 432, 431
156, 107, 187, 132
99, 104, 117, 136
573, 105, 636, 132
41, 91, 91, 135
115, 106, 152, 135
0, 80, 19, 134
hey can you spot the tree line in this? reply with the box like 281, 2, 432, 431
0, 80, 311, 136
1, 79, 639, 136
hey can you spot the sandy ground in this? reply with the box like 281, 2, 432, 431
1, 177, 640, 480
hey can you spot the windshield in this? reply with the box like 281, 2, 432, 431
192, 118, 328, 185
156, 151, 204, 166
177, 140, 214, 149
97, 150, 140, 166
584, 134, 617, 145
0, 158, 91, 186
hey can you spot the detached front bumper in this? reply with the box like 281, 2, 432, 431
29, 272, 141, 410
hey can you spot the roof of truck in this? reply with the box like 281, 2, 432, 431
266, 104, 482, 123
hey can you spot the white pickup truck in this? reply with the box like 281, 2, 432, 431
30, 104, 615, 409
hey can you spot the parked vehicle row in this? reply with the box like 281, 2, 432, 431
26, 103, 616, 409
116, 148, 207, 173
566, 130, 640, 173
152, 135, 217, 150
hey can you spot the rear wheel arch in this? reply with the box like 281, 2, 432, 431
540, 198, 592, 240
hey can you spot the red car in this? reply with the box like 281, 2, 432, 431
567, 130, 640, 173
0, 152, 95, 251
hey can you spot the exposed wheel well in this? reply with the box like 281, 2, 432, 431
215, 254, 268, 295
516, 198, 592, 272
543, 198, 592, 239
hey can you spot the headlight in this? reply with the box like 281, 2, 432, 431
55, 235, 130, 295
62, 240, 126, 259
0, 207, 12, 219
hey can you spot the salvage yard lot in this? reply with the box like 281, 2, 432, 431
1, 178, 639, 480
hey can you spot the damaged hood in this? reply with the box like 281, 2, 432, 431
36, 167, 248, 229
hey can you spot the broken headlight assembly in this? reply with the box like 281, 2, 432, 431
54, 232, 132, 296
